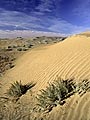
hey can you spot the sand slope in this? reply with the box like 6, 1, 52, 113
48, 92, 90, 120
1, 35, 90, 91
1, 34, 90, 120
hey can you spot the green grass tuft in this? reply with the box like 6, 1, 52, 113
37, 78, 90, 111
7, 81, 36, 98
36, 78, 76, 111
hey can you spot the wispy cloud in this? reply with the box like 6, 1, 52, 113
0, 7, 90, 36
48, 19, 90, 34
0, 30, 64, 38
0, 8, 43, 30
35, 0, 55, 12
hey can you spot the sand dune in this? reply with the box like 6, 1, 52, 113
2, 34, 90, 90
1, 33, 90, 120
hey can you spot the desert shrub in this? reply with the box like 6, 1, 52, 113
12, 45, 17, 48
9, 64, 15, 68
28, 44, 33, 48
37, 78, 90, 111
17, 48, 22, 51
6, 48, 13, 51
8, 46, 12, 48
23, 48, 28, 51
23, 45, 26, 47
37, 78, 76, 111
7, 81, 36, 98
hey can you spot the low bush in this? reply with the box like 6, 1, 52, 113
12, 45, 17, 48
8, 46, 12, 48
7, 81, 36, 98
23, 48, 28, 51
6, 48, 13, 51
28, 44, 33, 48
37, 78, 90, 111
17, 48, 22, 51
36, 78, 76, 111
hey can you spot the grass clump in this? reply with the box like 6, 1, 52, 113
7, 81, 36, 98
37, 78, 90, 112
37, 78, 76, 111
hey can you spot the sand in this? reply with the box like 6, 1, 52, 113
1, 33, 90, 120
1, 34, 90, 90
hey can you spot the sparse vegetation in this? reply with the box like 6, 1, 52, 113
22, 48, 28, 51
0, 54, 15, 75
7, 81, 36, 99
28, 44, 34, 48
12, 45, 17, 48
0, 78, 90, 120
17, 48, 28, 51
17, 48, 23, 51
6, 48, 13, 51
0, 36, 66, 75
36, 78, 76, 111
8, 46, 12, 49
37, 78, 90, 111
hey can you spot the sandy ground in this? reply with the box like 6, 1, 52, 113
1, 34, 90, 120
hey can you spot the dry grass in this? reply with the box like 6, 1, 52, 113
7, 81, 36, 100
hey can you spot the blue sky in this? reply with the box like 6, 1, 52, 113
0, 0, 90, 35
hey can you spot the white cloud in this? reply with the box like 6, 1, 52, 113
35, 0, 54, 12
0, 7, 90, 35
48, 19, 90, 34
0, 8, 40, 23
0, 30, 64, 38
0, 8, 44, 30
